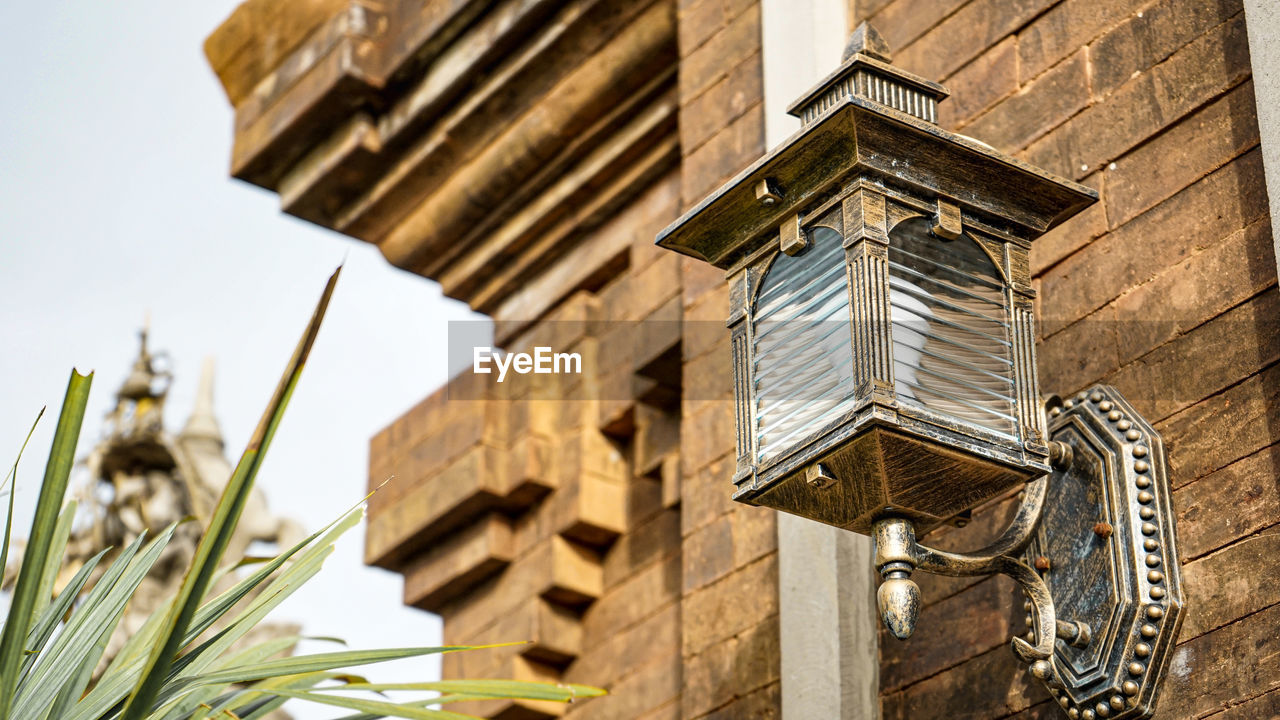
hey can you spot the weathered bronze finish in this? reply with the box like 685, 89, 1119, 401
1026, 386, 1184, 719
863, 387, 1182, 717
660, 24, 1096, 535
653, 23, 1182, 718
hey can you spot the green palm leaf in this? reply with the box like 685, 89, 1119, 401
1, 269, 608, 719
0, 370, 92, 720
121, 268, 340, 720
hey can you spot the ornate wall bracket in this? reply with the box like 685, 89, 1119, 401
872, 385, 1184, 719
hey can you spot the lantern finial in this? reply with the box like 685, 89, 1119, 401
843, 22, 892, 63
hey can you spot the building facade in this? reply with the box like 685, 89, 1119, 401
206, 0, 1280, 717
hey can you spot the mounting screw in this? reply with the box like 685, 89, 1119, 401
806, 463, 836, 489
755, 178, 782, 206
1049, 440, 1073, 469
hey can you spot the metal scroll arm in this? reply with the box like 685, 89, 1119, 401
873, 473, 1062, 680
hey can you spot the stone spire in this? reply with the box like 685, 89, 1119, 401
107, 325, 171, 440
117, 326, 161, 401
180, 357, 223, 447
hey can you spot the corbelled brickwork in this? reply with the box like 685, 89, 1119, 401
865, 0, 1278, 717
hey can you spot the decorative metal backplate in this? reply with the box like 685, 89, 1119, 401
1026, 385, 1184, 719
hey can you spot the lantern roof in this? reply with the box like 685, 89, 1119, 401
657, 24, 1098, 271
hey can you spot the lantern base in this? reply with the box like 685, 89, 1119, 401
740, 422, 1040, 535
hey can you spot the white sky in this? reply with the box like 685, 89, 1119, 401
0, 1, 488, 716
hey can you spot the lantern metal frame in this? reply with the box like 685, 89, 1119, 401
656, 24, 1184, 719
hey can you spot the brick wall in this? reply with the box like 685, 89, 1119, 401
208, 0, 1279, 716
674, 1, 780, 718
864, 0, 1277, 717
367, 169, 690, 720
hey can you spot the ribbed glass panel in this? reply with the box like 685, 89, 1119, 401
753, 227, 857, 463
888, 218, 1016, 437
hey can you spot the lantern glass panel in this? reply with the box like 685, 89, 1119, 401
752, 226, 857, 463
887, 217, 1016, 437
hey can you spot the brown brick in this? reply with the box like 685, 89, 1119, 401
1107, 284, 1280, 422
680, 399, 735, 480
442, 538, 580, 645
569, 649, 683, 720
678, 0, 726, 55
547, 471, 628, 548
1024, 13, 1253, 180
1150, 602, 1280, 718
457, 655, 568, 719
723, 0, 756, 22
630, 252, 683, 321
682, 614, 780, 718
1016, 0, 1139, 83
700, 682, 780, 720
681, 52, 763, 154
1029, 172, 1107, 276
583, 553, 680, 643
939, 36, 1019, 130
682, 554, 778, 656
628, 472, 665, 529
859, 0, 894, 21
679, 3, 760, 103
881, 643, 1047, 719
1180, 533, 1280, 640
1039, 149, 1268, 337
1090, 0, 1243, 99
681, 455, 736, 536
570, 603, 680, 688
730, 503, 775, 567
1174, 446, 1280, 561
682, 283, 730, 362
504, 432, 556, 506
365, 444, 506, 568
682, 103, 765, 205
964, 49, 1090, 152
1104, 78, 1260, 228
1206, 688, 1280, 719
634, 700, 681, 720
684, 335, 732, 403
683, 255, 726, 308
868, 0, 968, 54
544, 535, 604, 606
881, 575, 1019, 691
402, 513, 515, 611
491, 597, 583, 667
894, 0, 1056, 82
661, 453, 681, 509
601, 508, 680, 587
1158, 362, 1280, 488
1036, 304, 1120, 394
684, 513, 735, 592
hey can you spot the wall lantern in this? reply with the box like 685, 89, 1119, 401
658, 24, 1183, 719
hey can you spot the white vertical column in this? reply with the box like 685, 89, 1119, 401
1242, 0, 1280, 280
762, 1, 881, 718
